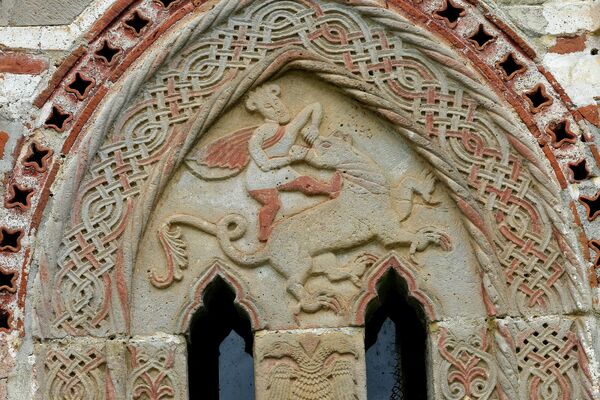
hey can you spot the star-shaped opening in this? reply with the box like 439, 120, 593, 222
434, 0, 465, 28
95, 40, 121, 64
44, 105, 72, 132
0, 267, 17, 293
66, 72, 95, 100
580, 192, 600, 221
524, 84, 553, 113
496, 53, 526, 80
0, 308, 11, 331
124, 11, 150, 36
468, 24, 495, 50
568, 159, 589, 182
0, 227, 23, 252
546, 120, 576, 148
23, 142, 53, 172
6, 184, 33, 211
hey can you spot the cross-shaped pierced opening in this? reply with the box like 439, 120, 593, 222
546, 120, 576, 147
95, 40, 121, 64
23, 142, 52, 172
435, 0, 465, 27
497, 53, 525, 80
6, 184, 33, 210
468, 24, 494, 50
44, 105, 71, 132
67, 72, 94, 100
569, 160, 589, 182
0, 309, 11, 331
525, 84, 552, 113
0, 268, 16, 293
124, 11, 150, 35
0, 228, 23, 252
157, 0, 179, 7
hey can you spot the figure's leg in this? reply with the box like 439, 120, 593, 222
278, 171, 343, 198
249, 189, 281, 242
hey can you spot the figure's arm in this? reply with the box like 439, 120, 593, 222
249, 127, 306, 171
284, 103, 323, 144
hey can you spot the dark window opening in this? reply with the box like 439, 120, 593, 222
365, 271, 428, 400
187, 277, 254, 400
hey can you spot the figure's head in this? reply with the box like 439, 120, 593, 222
245, 84, 290, 124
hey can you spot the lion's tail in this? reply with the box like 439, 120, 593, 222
150, 214, 218, 288
150, 214, 267, 288
216, 214, 269, 267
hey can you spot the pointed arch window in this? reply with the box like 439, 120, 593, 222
365, 271, 428, 399
187, 278, 255, 399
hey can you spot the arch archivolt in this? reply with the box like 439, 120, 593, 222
9, 0, 595, 399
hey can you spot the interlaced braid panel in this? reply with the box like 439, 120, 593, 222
46, 0, 587, 336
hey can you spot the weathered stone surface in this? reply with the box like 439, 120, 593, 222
431, 319, 500, 399
126, 335, 188, 400
254, 328, 367, 400
496, 316, 598, 399
32, 335, 188, 399
0, 0, 598, 398
0, 0, 95, 26
133, 73, 484, 333
34, 338, 127, 399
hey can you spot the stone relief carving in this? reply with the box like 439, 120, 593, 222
128, 344, 177, 400
26, 0, 595, 397
39, 340, 126, 400
432, 318, 596, 400
495, 318, 594, 400
40, 0, 589, 337
255, 329, 365, 400
151, 83, 452, 318
437, 327, 498, 400
36, 336, 188, 400
44, 347, 109, 399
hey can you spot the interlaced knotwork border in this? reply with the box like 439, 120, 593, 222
35, 0, 590, 338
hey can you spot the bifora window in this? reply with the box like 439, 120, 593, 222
187, 278, 254, 399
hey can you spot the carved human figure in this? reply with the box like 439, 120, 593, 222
186, 84, 341, 241
168, 123, 452, 315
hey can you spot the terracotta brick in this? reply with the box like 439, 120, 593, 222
33, 46, 87, 108
0, 52, 48, 75
578, 104, 600, 127
550, 35, 587, 55
0, 132, 8, 160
